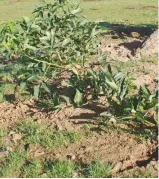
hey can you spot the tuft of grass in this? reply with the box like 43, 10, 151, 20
45, 160, 75, 178
22, 159, 42, 178
0, 150, 26, 177
0, 83, 16, 102
84, 161, 112, 178
17, 121, 80, 148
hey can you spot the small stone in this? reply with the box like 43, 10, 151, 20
56, 122, 63, 131
150, 161, 157, 166
0, 151, 8, 158
112, 162, 123, 173
85, 146, 93, 152
131, 32, 140, 38
112, 35, 118, 39
34, 151, 45, 157
12, 133, 22, 143
73, 171, 79, 178
67, 154, 76, 160
146, 163, 151, 168
41, 173, 48, 177
54, 153, 61, 159
153, 163, 158, 170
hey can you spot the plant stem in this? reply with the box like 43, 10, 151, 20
25, 55, 65, 69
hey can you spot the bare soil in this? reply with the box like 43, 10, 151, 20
0, 98, 158, 177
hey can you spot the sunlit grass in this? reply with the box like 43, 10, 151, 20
17, 120, 80, 148
0, 0, 157, 26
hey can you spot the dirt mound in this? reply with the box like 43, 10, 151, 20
46, 131, 157, 164
0, 100, 102, 131
100, 36, 143, 62
100, 28, 158, 62
135, 29, 158, 59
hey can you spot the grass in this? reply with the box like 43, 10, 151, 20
0, 149, 113, 178
0, 149, 155, 178
44, 160, 112, 178
0, 83, 16, 102
17, 120, 80, 148
0, 129, 8, 143
22, 159, 42, 178
0, 0, 157, 26
84, 161, 112, 178
0, 150, 26, 177
45, 160, 76, 178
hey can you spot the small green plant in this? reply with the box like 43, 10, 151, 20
117, 85, 158, 138
84, 161, 112, 178
0, 150, 26, 177
45, 160, 75, 178
17, 121, 80, 148
22, 159, 42, 178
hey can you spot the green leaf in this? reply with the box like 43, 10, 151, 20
22, 16, 30, 24
27, 75, 37, 82
61, 80, 72, 87
71, 67, 78, 75
70, 8, 82, 15
114, 72, 125, 81
119, 85, 128, 101
24, 44, 37, 51
100, 111, 112, 117
42, 62, 46, 72
41, 83, 51, 93
108, 64, 112, 74
34, 84, 40, 98
62, 39, 71, 47
140, 85, 151, 96
19, 82, 26, 91
79, 19, 87, 26
60, 95, 71, 105
74, 89, 83, 106
17, 74, 25, 79
39, 36, 50, 43
106, 81, 118, 91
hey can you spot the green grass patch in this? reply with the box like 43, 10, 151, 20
22, 159, 42, 178
84, 161, 112, 178
0, 83, 16, 102
44, 160, 112, 178
0, 150, 26, 177
45, 160, 76, 178
23, 159, 113, 178
17, 121, 80, 148
0, 149, 113, 178
81, 0, 158, 26
0, 0, 157, 26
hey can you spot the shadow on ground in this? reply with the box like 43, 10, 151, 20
99, 22, 157, 37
